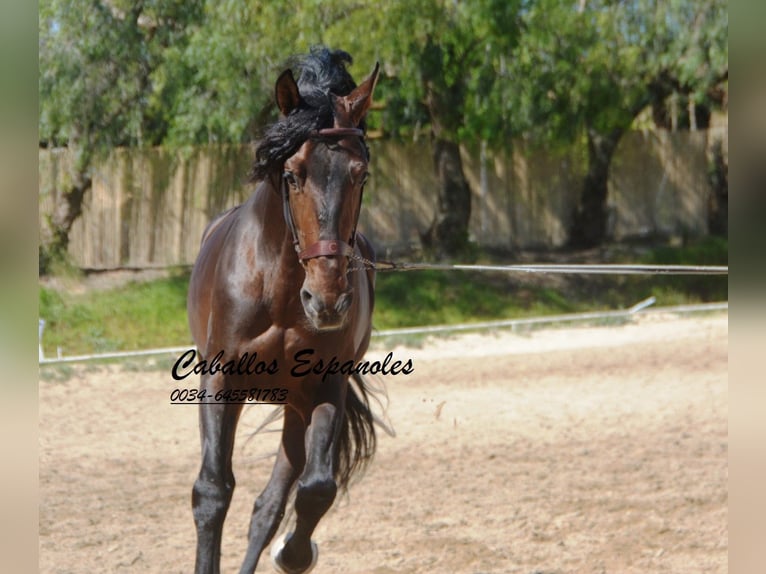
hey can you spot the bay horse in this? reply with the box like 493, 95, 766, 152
187, 48, 381, 574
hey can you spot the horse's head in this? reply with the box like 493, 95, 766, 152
275, 62, 380, 331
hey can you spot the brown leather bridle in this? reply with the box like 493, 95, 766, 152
282, 127, 366, 265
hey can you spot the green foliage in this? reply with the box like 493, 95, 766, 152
38, 0, 727, 157
39, 0, 205, 152
509, 0, 728, 145
321, 0, 523, 147
160, 1, 277, 144
39, 0, 727, 149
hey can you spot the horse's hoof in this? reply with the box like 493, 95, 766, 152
270, 532, 318, 574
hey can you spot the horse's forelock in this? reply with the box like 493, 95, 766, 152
296, 47, 356, 98
251, 47, 360, 183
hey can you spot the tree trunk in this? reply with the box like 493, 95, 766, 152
421, 138, 472, 258
419, 37, 473, 259
40, 166, 92, 273
706, 137, 728, 237
568, 127, 623, 248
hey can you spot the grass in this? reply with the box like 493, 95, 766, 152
39, 271, 192, 357
373, 270, 581, 328
38, 239, 727, 358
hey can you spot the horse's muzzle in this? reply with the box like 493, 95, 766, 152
300, 287, 353, 331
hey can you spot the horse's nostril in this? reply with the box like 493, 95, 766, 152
300, 288, 313, 306
336, 291, 353, 314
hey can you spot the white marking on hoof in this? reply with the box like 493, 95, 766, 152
270, 532, 318, 574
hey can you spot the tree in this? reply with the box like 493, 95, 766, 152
41, 0, 727, 264
39, 0, 203, 270
321, 0, 523, 258
38, 0, 378, 271
157, 1, 286, 145
167, 0, 525, 258
159, 0, 385, 145
508, 0, 727, 247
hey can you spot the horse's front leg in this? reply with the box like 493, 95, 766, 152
272, 378, 346, 574
193, 373, 243, 574
239, 406, 305, 574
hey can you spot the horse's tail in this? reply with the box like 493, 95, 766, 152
335, 372, 386, 491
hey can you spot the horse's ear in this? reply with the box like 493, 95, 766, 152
275, 69, 301, 116
345, 62, 380, 126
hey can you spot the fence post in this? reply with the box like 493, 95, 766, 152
39, 319, 45, 361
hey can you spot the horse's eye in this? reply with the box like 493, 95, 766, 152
283, 171, 299, 189
361, 172, 370, 188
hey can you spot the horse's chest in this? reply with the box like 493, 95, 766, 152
238, 324, 349, 375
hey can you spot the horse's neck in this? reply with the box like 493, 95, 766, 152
246, 180, 302, 285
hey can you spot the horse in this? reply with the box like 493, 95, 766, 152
186, 48, 381, 574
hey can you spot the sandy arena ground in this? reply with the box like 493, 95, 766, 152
39, 313, 728, 573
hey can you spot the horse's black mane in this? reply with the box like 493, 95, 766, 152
251, 47, 361, 182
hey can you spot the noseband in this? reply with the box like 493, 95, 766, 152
282, 127, 366, 264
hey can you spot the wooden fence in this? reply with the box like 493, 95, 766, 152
39, 127, 726, 269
